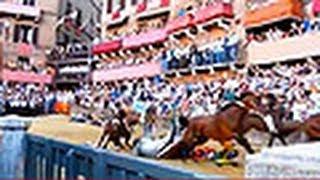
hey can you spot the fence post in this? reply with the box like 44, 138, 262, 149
45, 140, 53, 179
65, 149, 76, 179
23, 135, 31, 179
92, 152, 106, 179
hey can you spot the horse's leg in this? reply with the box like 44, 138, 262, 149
96, 131, 108, 148
125, 134, 132, 149
102, 136, 110, 149
235, 135, 255, 154
267, 134, 275, 147
277, 134, 288, 146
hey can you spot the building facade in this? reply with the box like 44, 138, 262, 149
0, 0, 59, 85
51, 0, 102, 87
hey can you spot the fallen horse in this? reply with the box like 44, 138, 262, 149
158, 93, 274, 159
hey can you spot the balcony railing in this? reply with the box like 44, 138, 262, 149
92, 62, 161, 82
247, 32, 320, 64
1, 69, 53, 84
0, 2, 41, 18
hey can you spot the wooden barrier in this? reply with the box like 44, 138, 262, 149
24, 134, 224, 179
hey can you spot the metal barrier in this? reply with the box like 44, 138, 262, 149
24, 134, 224, 179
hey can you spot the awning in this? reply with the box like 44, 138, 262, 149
313, 0, 320, 15
0, 2, 41, 17
92, 40, 122, 55
136, 2, 147, 13
2, 69, 53, 84
161, 0, 170, 7
192, 3, 233, 24
244, 0, 303, 29
92, 62, 162, 82
165, 14, 194, 33
122, 29, 167, 49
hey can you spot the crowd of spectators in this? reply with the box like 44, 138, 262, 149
4, 57, 55, 76
0, 59, 319, 131
247, 18, 320, 44
94, 32, 240, 72
67, 60, 320, 125
0, 83, 56, 116
162, 33, 240, 71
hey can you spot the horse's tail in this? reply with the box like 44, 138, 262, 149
178, 116, 189, 130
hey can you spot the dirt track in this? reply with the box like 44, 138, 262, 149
28, 115, 277, 178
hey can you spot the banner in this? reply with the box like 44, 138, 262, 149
1, 69, 53, 84
92, 62, 162, 82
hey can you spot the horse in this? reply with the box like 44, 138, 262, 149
261, 93, 320, 146
95, 108, 141, 150
158, 92, 272, 159
268, 114, 320, 145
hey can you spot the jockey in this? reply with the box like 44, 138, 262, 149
143, 105, 158, 138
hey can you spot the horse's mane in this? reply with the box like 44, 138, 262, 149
219, 102, 245, 112
239, 92, 255, 101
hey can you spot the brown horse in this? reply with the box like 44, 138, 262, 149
158, 93, 271, 159
96, 108, 141, 150
261, 94, 320, 146
268, 114, 320, 145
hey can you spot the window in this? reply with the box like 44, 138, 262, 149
120, 0, 125, 9
112, 0, 125, 11
132, 0, 138, 5
22, 0, 36, 6
107, 0, 113, 13
0, 22, 10, 42
13, 25, 38, 45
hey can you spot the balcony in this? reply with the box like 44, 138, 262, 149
247, 32, 320, 64
135, 0, 171, 19
92, 61, 161, 82
1, 69, 53, 84
0, 2, 41, 18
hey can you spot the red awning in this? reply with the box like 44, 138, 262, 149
122, 29, 167, 49
92, 40, 122, 55
161, 0, 170, 7
137, 2, 147, 13
2, 69, 53, 84
313, 0, 320, 15
165, 14, 194, 33
192, 3, 233, 24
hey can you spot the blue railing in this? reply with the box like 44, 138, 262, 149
24, 134, 225, 179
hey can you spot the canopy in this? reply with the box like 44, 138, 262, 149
165, 14, 194, 33
192, 3, 233, 24
161, 0, 170, 7
92, 40, 122, 55
244, 0, 303, 29
2, 69, 53, 84
92, 62, 162, 82
313, 0, 320, 15
122, 29, 167, 49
